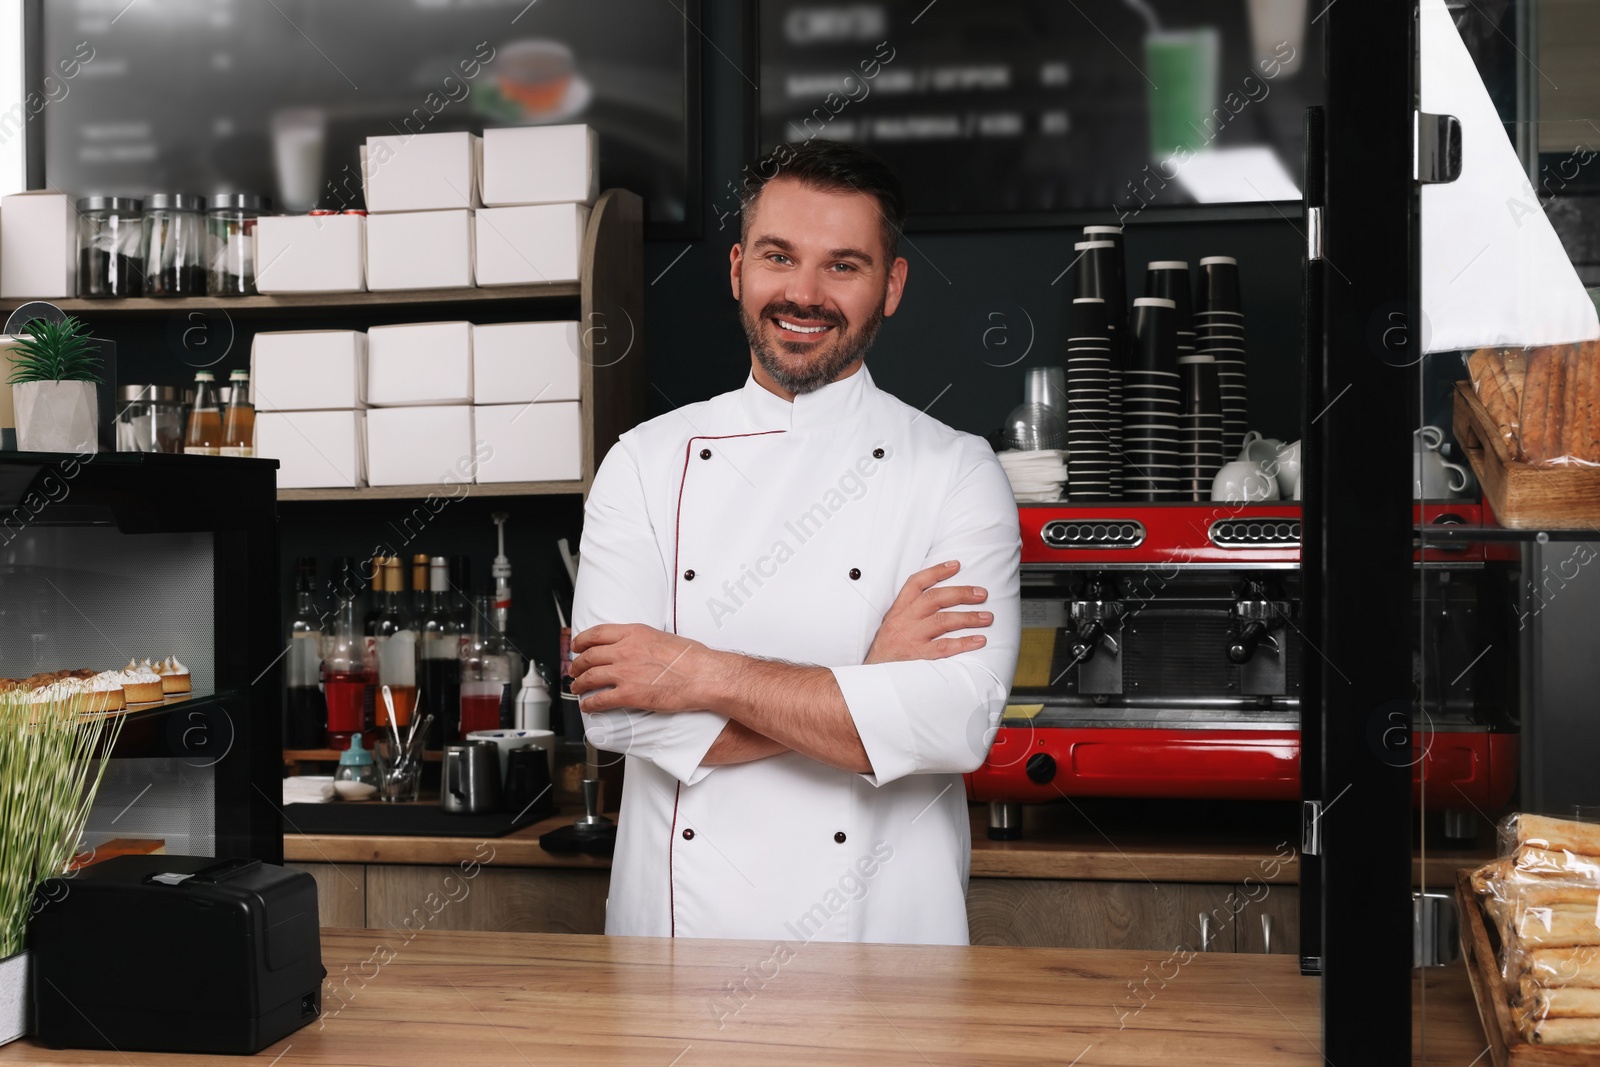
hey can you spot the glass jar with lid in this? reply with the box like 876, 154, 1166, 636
206, 194, 267, 296
115, 384, 186, 453
141, 194, 206, 297
77, 197, 143, 298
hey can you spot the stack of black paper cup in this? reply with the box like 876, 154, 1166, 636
1195, 255, 1248, 459
1147, 260, 1222, 499
1064, 297, 1117, 500
1123, 297, 1181, 501
1145, 260, 1195, 357
1178, 354, 1224, 500
1082, 226, 1125, 278
1074, 234, 1127, 497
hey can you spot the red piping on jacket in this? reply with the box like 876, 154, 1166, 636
668, 782, 680, 937
671, 432, 786, 634
666, 430, 784, 937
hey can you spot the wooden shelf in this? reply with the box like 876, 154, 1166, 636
0, 281, 581, 315
284, 747, 443, 763
279, 478, 589, 502
265, 189, 646, 504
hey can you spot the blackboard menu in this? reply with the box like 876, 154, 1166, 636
758, 0, 1321, 221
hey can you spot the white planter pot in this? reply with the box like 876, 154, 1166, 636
0, 950, 30, 1047
12, 380, 97, 453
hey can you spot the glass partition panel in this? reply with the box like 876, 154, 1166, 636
1414, 0, 1600, 1058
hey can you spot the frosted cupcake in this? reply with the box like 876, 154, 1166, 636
157, 656, 192, 695
117, 659, 164, 704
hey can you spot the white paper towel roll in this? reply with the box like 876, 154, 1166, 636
1420, 0, 1600, 353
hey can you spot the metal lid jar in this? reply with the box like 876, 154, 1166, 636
115, 384, 186, 453
206, 193, 267, 297
141, 193, 206, 297
76, 196, 143, 298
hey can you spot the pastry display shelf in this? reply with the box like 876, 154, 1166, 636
1414, 522, 1600, 543
0, 282, 581, 315
92, 689, 243, 761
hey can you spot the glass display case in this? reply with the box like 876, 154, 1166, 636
1315, 0, 1600, 1058
0, 450, 282, 862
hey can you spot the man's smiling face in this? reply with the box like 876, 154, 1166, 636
730, 177, 908, 398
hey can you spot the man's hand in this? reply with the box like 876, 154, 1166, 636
570, 623, 714, 713
864, 560, 992, 665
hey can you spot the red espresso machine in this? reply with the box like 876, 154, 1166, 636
966, 501, 1519, 838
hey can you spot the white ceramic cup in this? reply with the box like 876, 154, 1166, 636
1271, 440, 1301, 498
1415, 425, 1446, 452
466, 728, 557, 782
1414, 448, 1470, 498
1238, 430, 1285, 465
1212, 459, 1281, 502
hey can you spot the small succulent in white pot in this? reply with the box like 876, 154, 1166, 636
7, 316, 101, 454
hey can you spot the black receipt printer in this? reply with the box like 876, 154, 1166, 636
31, 855, 325, 1055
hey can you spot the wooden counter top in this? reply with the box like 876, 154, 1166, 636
284, 812, 611, 870
285, 799, 1492, 887
0, 928, 1490, 1064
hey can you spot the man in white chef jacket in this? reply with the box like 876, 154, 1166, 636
570, 140, 1021, 946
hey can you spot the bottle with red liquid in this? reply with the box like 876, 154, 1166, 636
322, 584, 376, 750
459, 593, 511, 740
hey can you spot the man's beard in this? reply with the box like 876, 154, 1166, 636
739, 292, 887, 395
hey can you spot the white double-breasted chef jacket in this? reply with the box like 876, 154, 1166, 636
574, 364, 1021, 945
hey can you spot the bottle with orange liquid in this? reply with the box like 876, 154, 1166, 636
220, 368, 255, 457
373, 557, 417, 730
183, 370, 222, 455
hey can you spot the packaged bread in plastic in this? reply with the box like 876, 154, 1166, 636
1465, 342, 1600, 467
1470, 813, 1600, 1046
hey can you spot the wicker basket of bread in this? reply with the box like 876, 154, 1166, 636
1457, 342, 1600, 528
1459, 813, 1600, 1064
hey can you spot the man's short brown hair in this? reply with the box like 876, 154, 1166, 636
737, 140, 908, 262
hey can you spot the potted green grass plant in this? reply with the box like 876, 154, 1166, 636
0, 688, 122, 1046
6, 316, 101, 454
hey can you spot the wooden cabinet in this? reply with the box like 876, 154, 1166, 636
365, 865, 608, 935
293, 861, 608, 935
966, 879, 1239, 951
289, 860, 1299, 953
288, 861, 367, 929
966, 878, 1299, 954
1235, 884, 1299, 955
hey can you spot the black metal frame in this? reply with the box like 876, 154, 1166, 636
1311, 0, 1418, 1059
0, 451, 283, 863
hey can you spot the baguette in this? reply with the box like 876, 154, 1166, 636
1526, 947, 1600, 987
1469, 348, 1521, 456
1521, 976, 1600, 1016
1504, 347, 1528, 402
1472, 858, 1511, 896
1523, 1015, 1600, 1046
1561, 339, 1600, 465
1518, 814, 1600, 858
1521, 346, 1571, 466
1514, 903, 1600, 948
1515, 845, 1600, 881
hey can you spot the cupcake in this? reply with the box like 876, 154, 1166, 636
83, 672, 128, 714
116, 660, 164, 704
157, 656, 192, 695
